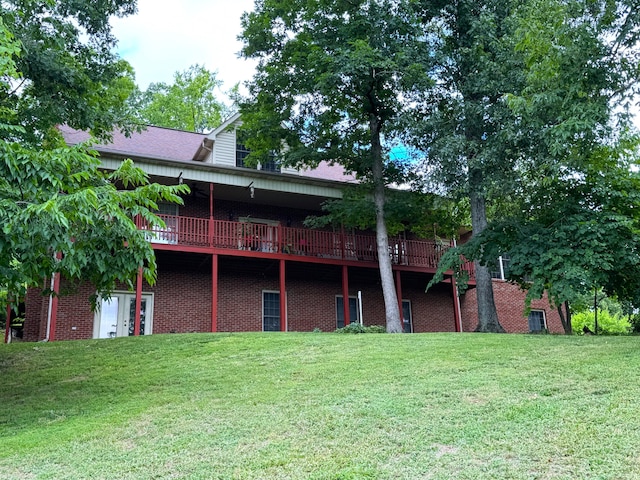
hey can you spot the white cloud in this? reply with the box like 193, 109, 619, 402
111, 0, 257, 92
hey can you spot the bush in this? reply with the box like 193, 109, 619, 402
335, 323, 386, 334
572, 309, 632, 335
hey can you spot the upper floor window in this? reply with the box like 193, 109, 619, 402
236, 141, 253, 169
236, 131, 281, 172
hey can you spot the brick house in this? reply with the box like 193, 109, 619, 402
22, 114, 562, 341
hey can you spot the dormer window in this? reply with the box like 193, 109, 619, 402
236, 131, 281, 172
236, 141, 253, 169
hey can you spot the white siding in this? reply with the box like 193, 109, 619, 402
212, 129, 236, 167
281, 165, 299, 175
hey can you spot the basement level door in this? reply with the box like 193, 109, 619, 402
94, 293, 154, 339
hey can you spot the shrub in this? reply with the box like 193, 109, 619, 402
335, 323, 386, 334
572, 309, 632, 335
365, 325, 386, 333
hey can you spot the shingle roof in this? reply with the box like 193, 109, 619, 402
59, 125, 357, 183
301, 162, 357, 182
59, 125, 207, 163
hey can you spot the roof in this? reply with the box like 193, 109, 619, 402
59, 123, 357, 183
301, 162, 357, 182
59, 125, 207, 163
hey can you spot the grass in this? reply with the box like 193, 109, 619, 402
1, 333, 640, 479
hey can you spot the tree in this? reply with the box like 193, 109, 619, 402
411, 0, 531, 332
0, 4, 189, 309
239, 0, 433, 332
0, 142, 188, 303
133, 64, 227, 133
418, 0, 640, 332
453, 142, 640, 334
444, 0, 640, 334
1, 0, 140, 145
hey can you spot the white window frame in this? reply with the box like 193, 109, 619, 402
528, 309, 547, 332
336, 295, 360, 328
93, 291, 155, 339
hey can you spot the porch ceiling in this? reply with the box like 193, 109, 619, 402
151, 176, 326, 211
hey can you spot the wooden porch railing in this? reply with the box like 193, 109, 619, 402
136, 214, 475, 277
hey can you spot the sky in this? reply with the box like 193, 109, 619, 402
110, 0, 257, 93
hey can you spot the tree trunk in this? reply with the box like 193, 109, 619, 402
557, 301, 572, 334
469, 170, 505, 333
370, 115, 402, 333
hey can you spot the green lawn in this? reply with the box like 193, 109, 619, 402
1, 333, 639, 479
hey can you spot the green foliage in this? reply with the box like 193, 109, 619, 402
240, 0, 436, 332
132, 64, 227, 132
1, 0, 139, 145
335, 323, 386, 334
0, 2, 190, 303
428, 0, 640, 319
0, 140, 189, 301
239, 0, 432, 176
572, 310, 632, 336
305, 187, 467, 239
446, 142, 640, 311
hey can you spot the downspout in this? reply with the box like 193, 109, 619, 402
45, 272, 55, 341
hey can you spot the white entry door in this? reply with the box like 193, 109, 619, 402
94, 293, 154, 339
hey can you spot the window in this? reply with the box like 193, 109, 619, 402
263, 291, 280, 331
236, 131, 281, 172
491, 255, 511, 280
236, 141, 254, 169
402, 300, 413, 333
528, 310, 546, 332
336, 296, 359, 328
260, 157, 281, 173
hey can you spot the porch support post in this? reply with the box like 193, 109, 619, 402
134, 266, 143, 336
208, 183, 214, 247
279, 259, 287, 331
452, 275, 462, 332
211, 254, 218, 332
395, 270, 403, 330
49, 271, 61, 342
4, 299, 11, 344
342, 265, 350, 325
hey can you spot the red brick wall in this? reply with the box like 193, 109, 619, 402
23, 256, 562, 341
24, 285, 47, 342
147, 269, 212, 334
460, 280, 562, 333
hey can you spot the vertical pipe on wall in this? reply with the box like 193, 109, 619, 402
211, 254, 218, 332
342, 265, 350, 325
134, 266, 142, 336
279, 259, 287, 331
452, 275, 462, 332
48, 271, 61, 342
